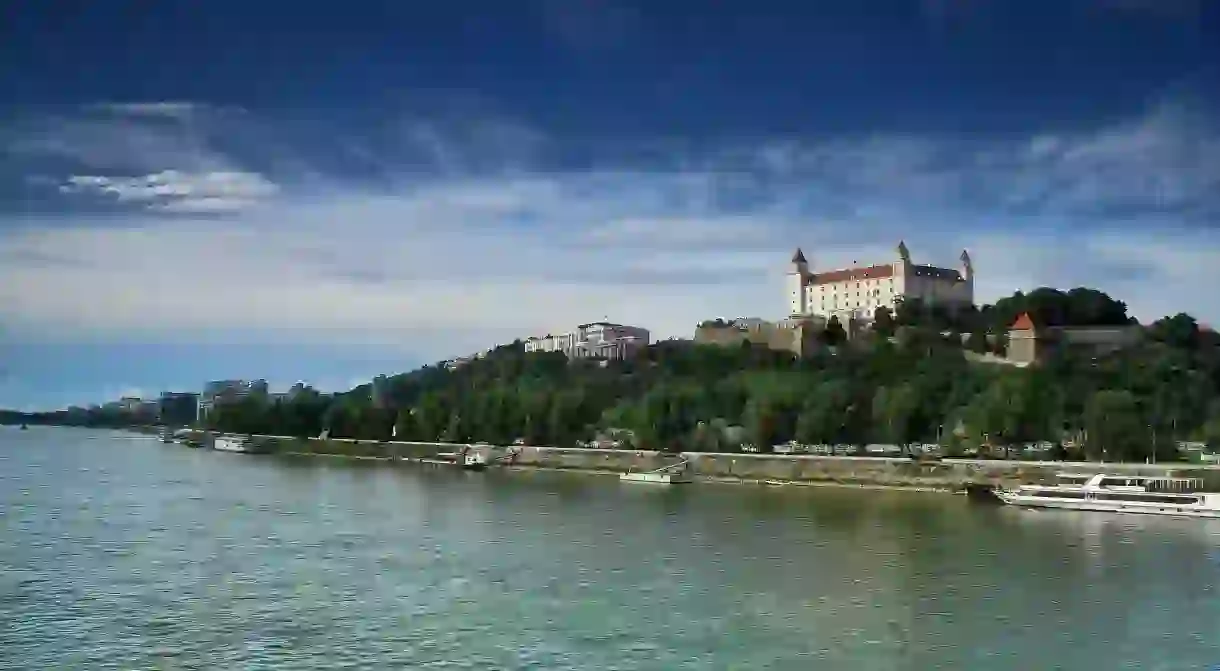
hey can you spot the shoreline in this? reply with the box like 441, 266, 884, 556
183, 433, 1220, 493
277, 450, 964, 494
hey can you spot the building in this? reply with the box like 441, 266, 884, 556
787, 241, 974, 322
1006, 312, 1143, 365
524, 322, 651, 360
158, 392, 199, 425
198, 379, 269, 418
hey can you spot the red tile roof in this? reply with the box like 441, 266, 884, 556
1010, 312, 1036, 331
810, 264, 894, 285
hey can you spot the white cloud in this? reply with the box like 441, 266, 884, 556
60, 170, 279, 212
89, 102, 200, 119
2, 99, 1219, 363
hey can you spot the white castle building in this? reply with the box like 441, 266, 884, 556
787, 241, 974, 321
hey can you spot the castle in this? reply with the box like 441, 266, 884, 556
787, 241, 974, 321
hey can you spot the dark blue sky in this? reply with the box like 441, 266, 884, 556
4, 0, 1215, 136
0, 0, 1217, 409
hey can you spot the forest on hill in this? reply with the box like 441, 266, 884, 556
195, 287, 1220, 461
8, 287, 1220, 461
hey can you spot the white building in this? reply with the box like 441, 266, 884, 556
524, 322, 651, 360
787, 241, 974, 321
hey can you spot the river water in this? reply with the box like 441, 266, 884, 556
2, 427, 1219, 670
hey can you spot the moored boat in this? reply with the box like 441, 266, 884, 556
996, 472, 1220, 518
212, 435, 250, 452
461, 451, 489, 471
620, 460, 693, 485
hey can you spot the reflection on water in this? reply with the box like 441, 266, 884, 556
1, 428, 1219, 670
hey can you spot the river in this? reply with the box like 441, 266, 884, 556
2, 427, 1219, 670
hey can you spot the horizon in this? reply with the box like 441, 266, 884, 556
2, 1, 1218, 410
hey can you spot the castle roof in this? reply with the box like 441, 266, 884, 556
791, 248, 808, 264
1010, 312, 1036, 331
810, 264, 894, 285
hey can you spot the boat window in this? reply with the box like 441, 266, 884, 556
1030, 490, 1088, 499
1092, 492, 1198, 505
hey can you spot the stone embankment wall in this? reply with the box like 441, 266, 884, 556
183, 431, 1220, 490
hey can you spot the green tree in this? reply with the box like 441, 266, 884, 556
1083, 390, 1146, 461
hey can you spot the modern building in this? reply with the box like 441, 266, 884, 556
158, 392, 199, 425
198, 379, 269, 418
787, 241, 974, 322
523, 322, 651, 360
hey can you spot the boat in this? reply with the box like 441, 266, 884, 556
212, 435, 252, 453
461, 451, 489, 471
19, 423, 28, 430
995, 472, 1220, 518
621, 460, 693, 485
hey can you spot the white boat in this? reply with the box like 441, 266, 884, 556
461, 451, 489, 471
621, 460, 693, 485
996, 472, 1220, 518
212, 435, 251, 453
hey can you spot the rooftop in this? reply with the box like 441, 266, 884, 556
1011, 312, 1036, 330
810, 264, 894, 285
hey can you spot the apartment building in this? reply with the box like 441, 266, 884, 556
198, 379, 269, 417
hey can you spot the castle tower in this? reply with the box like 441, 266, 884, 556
1007, 312, 1042, 365
892, 240, 911, 300
787, 247, 810, 316
959, 248, 975, 306
959, 249, 973, 283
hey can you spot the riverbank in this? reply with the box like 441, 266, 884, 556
179, 431, 1220, 492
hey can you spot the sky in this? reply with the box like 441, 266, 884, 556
0, 0, 1218, 410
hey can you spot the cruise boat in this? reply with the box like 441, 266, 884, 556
996, 472, 1220, 518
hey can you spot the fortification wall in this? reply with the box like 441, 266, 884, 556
693, 322, 819, 356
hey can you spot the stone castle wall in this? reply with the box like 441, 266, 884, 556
693, 319, 821, 357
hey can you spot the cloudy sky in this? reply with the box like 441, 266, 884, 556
0, 1, 1218, 409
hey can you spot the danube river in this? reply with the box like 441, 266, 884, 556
3, 428, 1219, 669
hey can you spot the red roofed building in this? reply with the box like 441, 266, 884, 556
786, 240, 975, 322
1010, 312, 1036, 331
1006, 311, 1143, 365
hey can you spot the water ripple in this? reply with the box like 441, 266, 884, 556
2, 429, 1220, 669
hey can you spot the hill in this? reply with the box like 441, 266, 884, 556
9, 286, 1220, 460
196, 287, 1220, 461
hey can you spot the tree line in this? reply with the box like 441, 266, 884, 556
191, 287, 1220, 461
9, 286, 1220, 462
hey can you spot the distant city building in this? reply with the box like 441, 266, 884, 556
198, 379, 269, 418
158, 392, 199, 425
202, 380, 247, 398
787, 241, 974, 322
371, 375, 391, 408
523, 322, 651, 360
